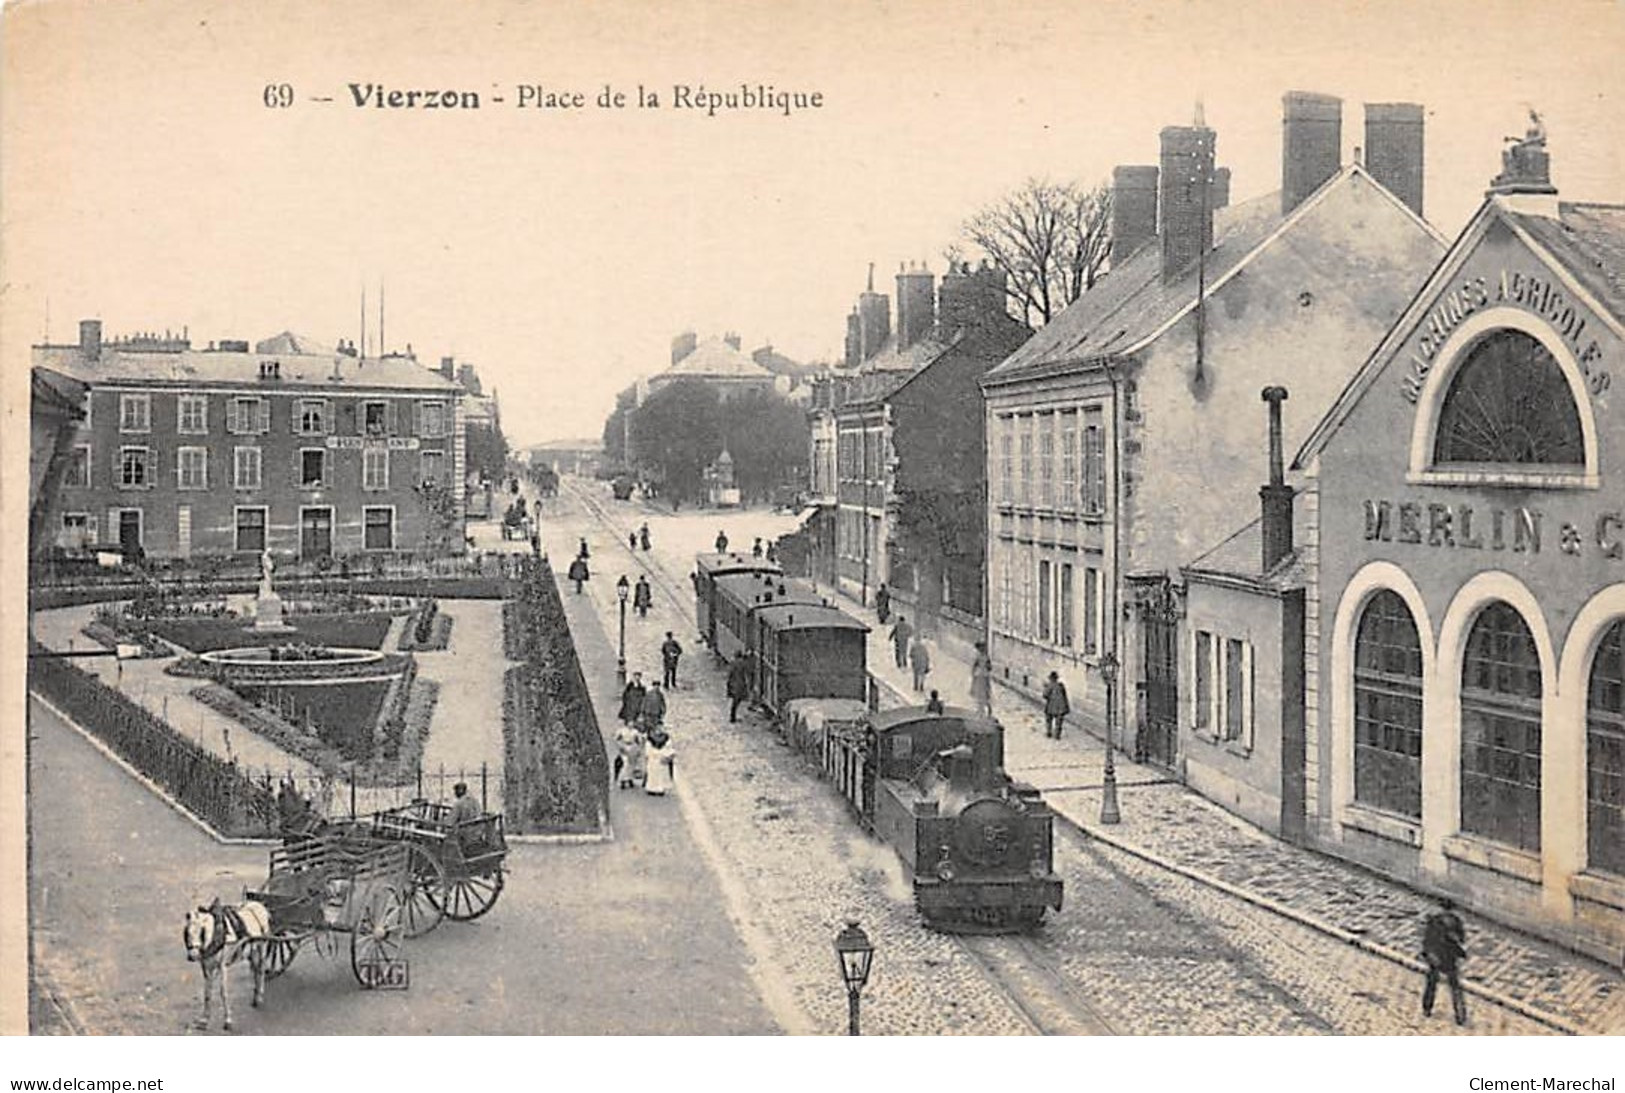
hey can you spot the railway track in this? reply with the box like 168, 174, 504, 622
560, 480, 1587, 1036
567, 480, 1122, 1035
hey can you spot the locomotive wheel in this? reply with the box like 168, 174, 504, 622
259, 935, 300, 980
351, 886, 405, 987
432, 869, 504, 921
400, 846, 447, 938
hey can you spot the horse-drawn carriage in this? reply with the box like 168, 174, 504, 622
248, 833, 415, 989
345, 799, 509, 935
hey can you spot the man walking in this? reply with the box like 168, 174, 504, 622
639, 681, 668, 733
715, 530, 729, 553
726, 654, 752, 722
874, 582, 891, 625
1420, 897, 1468, 1026
1042, 671, 1070, 738
660, 631, 683, 688
890, 614, 912, 671
633, 575, 653, 619
909, 635, 931, 693
618, 671, 646, 725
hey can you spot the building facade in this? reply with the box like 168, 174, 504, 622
980, 93, 1445, 763
1291, 133, 1625, 957
36, 320, 466, 561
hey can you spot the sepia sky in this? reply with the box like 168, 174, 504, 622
3, 0, 1623, 447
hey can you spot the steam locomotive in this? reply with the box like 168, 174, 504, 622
696, 553, 1064, 933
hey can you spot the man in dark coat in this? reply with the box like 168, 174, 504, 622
639, 681, 668, 731
633, 575, 653, 619
726, 655, 752, 722
567, 555, 589, 593
660, 632, 683, 688
874, 582, 891, 625
640, 523, 651, 552
715, 530, 729, 553
619, 671, 647, 722
890, 614, 912, 670
1042, 671, 1071, 738
1421, 897, 1468, 1025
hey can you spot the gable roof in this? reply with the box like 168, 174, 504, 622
255, 331, 333, 356
986, 165, 1447, 386
1294, 196, 1625, 467
1183, 502, 1308, 592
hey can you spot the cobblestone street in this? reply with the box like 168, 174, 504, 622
561, 477, 1622, 1034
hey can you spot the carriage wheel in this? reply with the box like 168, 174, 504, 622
350, 886, 406, 987
260, 935, 300, 980
435, 869, 504, 921
400, 846, 447, 938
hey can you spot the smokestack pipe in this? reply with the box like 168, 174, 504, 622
1260, 386, 1293, 572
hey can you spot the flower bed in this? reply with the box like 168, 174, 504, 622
500, 556, 608, 833
146, 612, 398, 653
397, 601, 454, 651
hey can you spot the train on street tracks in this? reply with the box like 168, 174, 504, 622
694, 551, 1064, 933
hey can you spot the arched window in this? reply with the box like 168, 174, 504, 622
1434, 330, 1584, 468
1460, 602, 1543, 851
1353, 590, 1424, 818
1588, 621, 1625, 876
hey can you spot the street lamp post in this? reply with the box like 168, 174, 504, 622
1099, 650, 1121, 824
615, 575, 630, 687
833, 918, 874, 1036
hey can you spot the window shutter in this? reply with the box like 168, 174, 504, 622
86, 513, 98, 543
385, 400, 397, 436
258, 399, 271, 434
324, 399, 334, 435
413, 400, 423, 438
355, 400, 366, 436
290, 400, 301, 434
107, 508, 119, 546
176, 448, 185, 485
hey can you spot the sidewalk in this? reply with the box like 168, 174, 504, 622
830, 587, 1625, 1034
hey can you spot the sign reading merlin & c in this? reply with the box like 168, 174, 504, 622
1363, 499, 1623, 561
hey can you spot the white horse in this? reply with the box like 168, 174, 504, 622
182, 899, 272, 1031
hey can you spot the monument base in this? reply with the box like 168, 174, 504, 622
251, 593, 297, 634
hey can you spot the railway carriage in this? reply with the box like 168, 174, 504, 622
709, 570, 823, 665
752, 603, 868, 712
692, 553, 781, 650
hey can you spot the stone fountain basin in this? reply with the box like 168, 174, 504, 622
200, 646, 385, 667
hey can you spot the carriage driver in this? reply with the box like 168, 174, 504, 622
450, 782, 481, 826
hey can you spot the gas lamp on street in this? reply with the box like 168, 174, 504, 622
615, 575, 630, 687
833, 918, 874, 1035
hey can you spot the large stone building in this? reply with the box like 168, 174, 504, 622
1196, 125, 1625, 958
810, 262, 1030, 634
637, 332, 786, 405
979, 93, 1446, 766
34, 320, 466, 561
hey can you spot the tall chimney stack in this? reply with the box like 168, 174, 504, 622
895, 262, 936, 350
844, 309, 862, 370
857, 263, 891, 360
1160, 124, 1217, 281
1111, 165, 1159, 267
439, 355, 455, 380
1260, 386, 1294, 572
1364, 102, 1425, 218
79, 319, 102, 358
1282, 91, 1342, 215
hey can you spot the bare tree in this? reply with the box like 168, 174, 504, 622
957, 178, 1113, 328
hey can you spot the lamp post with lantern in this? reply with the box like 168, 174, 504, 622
833, 918, 874, 1036
615, 575, 630, 687
1099, 650, 1121, 824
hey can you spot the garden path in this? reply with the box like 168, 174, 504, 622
413, 600, 510, 810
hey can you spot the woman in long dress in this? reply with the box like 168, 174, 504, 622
643, 730, 675, 796
970, 642, 994, 717
615, 724, 646, 789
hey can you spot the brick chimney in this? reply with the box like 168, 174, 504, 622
1160, 124, 1217, 281
1282, 91, 1342, 215
895, 262, 936, 350
844, 309, 862, 370
938, 260, 1008, 333
857, 263, 890, 360
79, 319, 102, 358
1111, 165, 1159, 266
1260, 386, 1294, 572
1365, 102, 1425, 218
1211, 166, 1231, 210
671, 331, 698, 366
439, 355, 455, 380
723, 331, 742, 351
